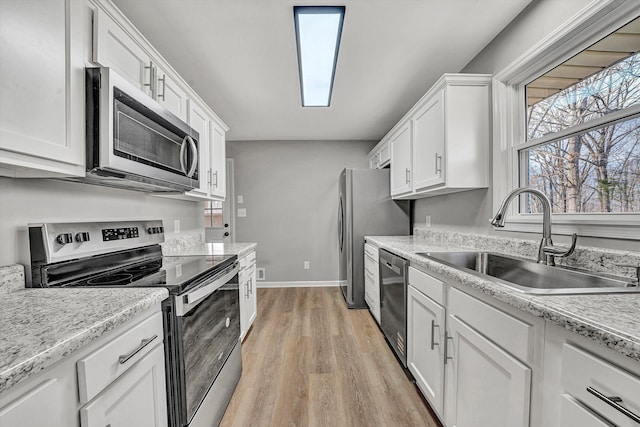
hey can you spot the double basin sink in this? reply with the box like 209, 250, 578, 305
417, 251, 639, 295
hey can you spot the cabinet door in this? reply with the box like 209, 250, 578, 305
156, 67, 189, 121
93, 8, 153, 96
412, 90, 445, 190
0, 0, 84, 172
210, 122, 226, 199
407, 286, 446, 416
187, 101, 211, 196
390, 122, 412, 196
80, 345, 167, 427
445, 315, 531, 427
248, 260, 257, 327
0, 379, 62, 427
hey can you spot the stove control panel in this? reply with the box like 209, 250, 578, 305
102, 227, 140, 241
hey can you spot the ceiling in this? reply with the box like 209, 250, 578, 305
112, 0, 532, 141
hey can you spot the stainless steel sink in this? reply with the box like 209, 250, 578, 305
416, 251, 640, 294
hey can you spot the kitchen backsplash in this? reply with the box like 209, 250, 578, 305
161, 233, 205, 255
413, 228, 640, 280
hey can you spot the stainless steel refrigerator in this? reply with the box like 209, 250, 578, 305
338, 168, 410, 308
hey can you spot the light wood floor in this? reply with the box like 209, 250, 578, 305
220, 287, 442, 427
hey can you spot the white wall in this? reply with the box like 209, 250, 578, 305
227, 140, 375, 283
413, 0, 640, 252
0, 177, 204, 271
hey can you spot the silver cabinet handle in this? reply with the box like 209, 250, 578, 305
118, 334, 158, 364
587, 386, 640, 423
213, 171, 218, 187
207, 168, 212, 186
184, 136, 198, 178
245, 280, 249, 299
143, 61, 156, 98
405, 168, 411, 184
435, 153, 442, 175
430, 320, 440, 350
444, 332, 453, 364
158, 74, 166, 101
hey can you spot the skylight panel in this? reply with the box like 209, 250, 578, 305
294, 6, 345, 107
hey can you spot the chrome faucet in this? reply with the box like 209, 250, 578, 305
490, 187, 577, 266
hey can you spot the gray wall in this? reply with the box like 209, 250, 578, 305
413, 0, 640, 252
227, 140, 375, 283
0, 177, 204, 271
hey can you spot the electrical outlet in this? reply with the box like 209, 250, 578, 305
174, 219, 180, 233
304, 261, 310, 270
425, 215, 431, 227
257, 268, 265, 280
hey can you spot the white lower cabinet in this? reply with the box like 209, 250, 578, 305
0, 379, 62, 427
364, 243, 380, 324
407, 285, 445, 414
239, 250, 257, 341
0, 306, 166, 427
80, 345, 167, 427
444, 315, 531, 427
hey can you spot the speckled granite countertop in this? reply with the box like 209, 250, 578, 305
164, 241, 257, 258
0, 265, 168, 394
366, 235, 640, 362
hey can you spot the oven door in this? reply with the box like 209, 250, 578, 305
165, 265, 240, 427
88, 67, 200, 190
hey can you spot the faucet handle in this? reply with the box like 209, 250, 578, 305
543, 233, 578, 258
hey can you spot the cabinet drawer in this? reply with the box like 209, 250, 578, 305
77, 311, 164, 404
448, 288, 534, 364
364, 243, 378, 260
562, 344, 640, 426
560, 394, 614, 427
408, 266, 444, 305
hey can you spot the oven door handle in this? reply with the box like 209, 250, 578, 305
176, 263, 239, 316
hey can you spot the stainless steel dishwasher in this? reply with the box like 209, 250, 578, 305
379, 249, 409, 367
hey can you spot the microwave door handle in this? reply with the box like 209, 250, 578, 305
186, 135, 198, 178
179, 137, 188, 175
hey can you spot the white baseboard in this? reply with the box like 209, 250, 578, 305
256, 280, 341, 289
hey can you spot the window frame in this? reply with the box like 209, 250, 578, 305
492, 0, 640, 240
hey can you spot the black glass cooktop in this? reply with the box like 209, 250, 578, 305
51, 246, 237, 295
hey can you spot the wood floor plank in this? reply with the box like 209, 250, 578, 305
220, 286, 442, 427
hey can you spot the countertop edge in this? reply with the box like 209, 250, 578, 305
366, 236, 640, 362
0, 288, 168, 394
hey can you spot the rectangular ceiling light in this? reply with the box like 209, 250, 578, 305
294, 6, 345, 107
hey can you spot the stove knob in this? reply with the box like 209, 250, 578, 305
75, 232, 90, 243
56, 233, 73, 245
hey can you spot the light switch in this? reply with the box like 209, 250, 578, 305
237, 208, 247, 217
237, 195, 243, 204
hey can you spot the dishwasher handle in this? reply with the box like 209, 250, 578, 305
382, 260, 401, 275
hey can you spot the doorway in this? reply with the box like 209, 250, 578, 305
205, 159, 235, 243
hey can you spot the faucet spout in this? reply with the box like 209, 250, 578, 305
491, 187, 554, 264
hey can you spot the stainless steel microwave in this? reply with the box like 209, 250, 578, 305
81, 67, 199, 192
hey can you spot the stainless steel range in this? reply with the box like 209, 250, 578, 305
28, 220, 241, 427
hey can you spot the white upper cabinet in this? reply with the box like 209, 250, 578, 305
384, 74, 491, 199
155, 65, 189, 121
210, 122, 226, 199
390, 122, 412, 196
368, 139, 391, 169
412, 89, 445, 190
93, 7, 153, 96
0, 0, 85, 177
187, 101, 212, 197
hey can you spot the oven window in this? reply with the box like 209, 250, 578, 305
179, 283, 240, 421
113, 87, 198, 178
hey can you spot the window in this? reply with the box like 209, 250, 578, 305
205, 200, 223, 228
293, 6, 345, 107
492, 2, 640, 239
